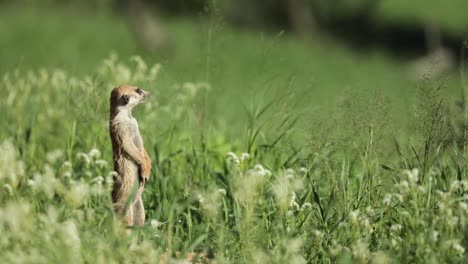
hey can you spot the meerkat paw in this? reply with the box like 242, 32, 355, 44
141, 150, 152, 182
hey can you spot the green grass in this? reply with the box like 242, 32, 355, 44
0, 6, 467, 264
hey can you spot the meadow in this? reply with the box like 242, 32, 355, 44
0, 5, 467, 263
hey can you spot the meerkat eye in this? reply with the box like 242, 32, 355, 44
136, 88, 142, 94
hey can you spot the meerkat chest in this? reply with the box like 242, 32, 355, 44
113, 113, 144, 149
130, 118, 144, 149
128, 117, 139, 132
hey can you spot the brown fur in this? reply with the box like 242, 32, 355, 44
109, 85, 151, 226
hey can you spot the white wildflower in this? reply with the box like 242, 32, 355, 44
361, 218, 371, 233
291, 201, 300, 211
417, 186, 426, 194
4, 184, 13, 196
60, 220, 81, 257
366, 206, 374, 217
288, 192, 302, 210
240, 153, 250, 161
88, 148, 101, 159
459, 202, 468, 211
390, 224, 402, 233
150, 219, 164, 228
400, 210, 410, 217
0, 140, 25, 188
447, 216, 458, 229
197, 194, 206, 205
95, 159, 108, 168
452, 243, 465, 255
450, 180, 461, 193
116, 65, 131, 83
27, 179, 36, 187
349, 209, 360, 225
391, 238, 399, 248
217, 188, 226, 195
183, 82, 198, 98
105, 173, 115, 188
301, 202, 312, 211
461, 180, 468, 191
65, 182, 89, 208
77, 152, 90, 164
226, 152, 239, 165
46, 149, 64, 163
62, 161, 72, 170
444, 240, 465, 255
252, 164, 271, 177
234, 164, 268, 206
394, 194, 403, 203
352, 240, 369, 263
92, 176, 104, 185
399, 180, 409, 190
285, 168, 295, 179
108, 171, 118, 178
313, 230, 324, 241
286, 238, 303, 254
405, 168, 418, 183
299, 167, 307, 174
1, 201, 32, 233
84, 171, 92, 178
148, 64, 161, 83
272, 174, 291, 211
431, 230, 439, 242
330, 239, 343, 256
383, 194, 392, 206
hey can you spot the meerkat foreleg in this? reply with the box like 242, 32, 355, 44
132, 149, 151, 226
141, 148, 152, 182
132, 149, 150, 226
117, 129, 146, 166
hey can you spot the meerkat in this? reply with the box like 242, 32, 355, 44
109, 85, 152, 226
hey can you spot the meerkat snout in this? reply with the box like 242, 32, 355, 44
137, 88, 150, 102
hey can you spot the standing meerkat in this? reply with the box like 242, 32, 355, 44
109, 85, 152, 226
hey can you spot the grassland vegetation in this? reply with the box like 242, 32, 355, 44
0, 6, 467, 264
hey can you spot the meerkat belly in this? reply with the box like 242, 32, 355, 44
130, 118, 144, 150
116, 156, 139, 179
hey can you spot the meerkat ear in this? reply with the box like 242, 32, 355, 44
121, 94, 129, 105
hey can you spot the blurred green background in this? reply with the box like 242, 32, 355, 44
1, 0, 467, 126
1, 1, 468, 263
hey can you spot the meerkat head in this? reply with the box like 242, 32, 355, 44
110, 85, 150, 112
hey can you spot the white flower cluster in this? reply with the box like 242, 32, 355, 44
348, 208, 373, 236
225, 151, 251, 167
0, 140, 25, 189
196, 187, 227, 220
98, 53, 161, 85
272, 168, 303, 212
76, 148, 108, 169
46, 149, 64, 164
233, 162, 271, 208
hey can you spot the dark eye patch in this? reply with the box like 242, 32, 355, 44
136, 88, 142, 94
121, 94, 129, 105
